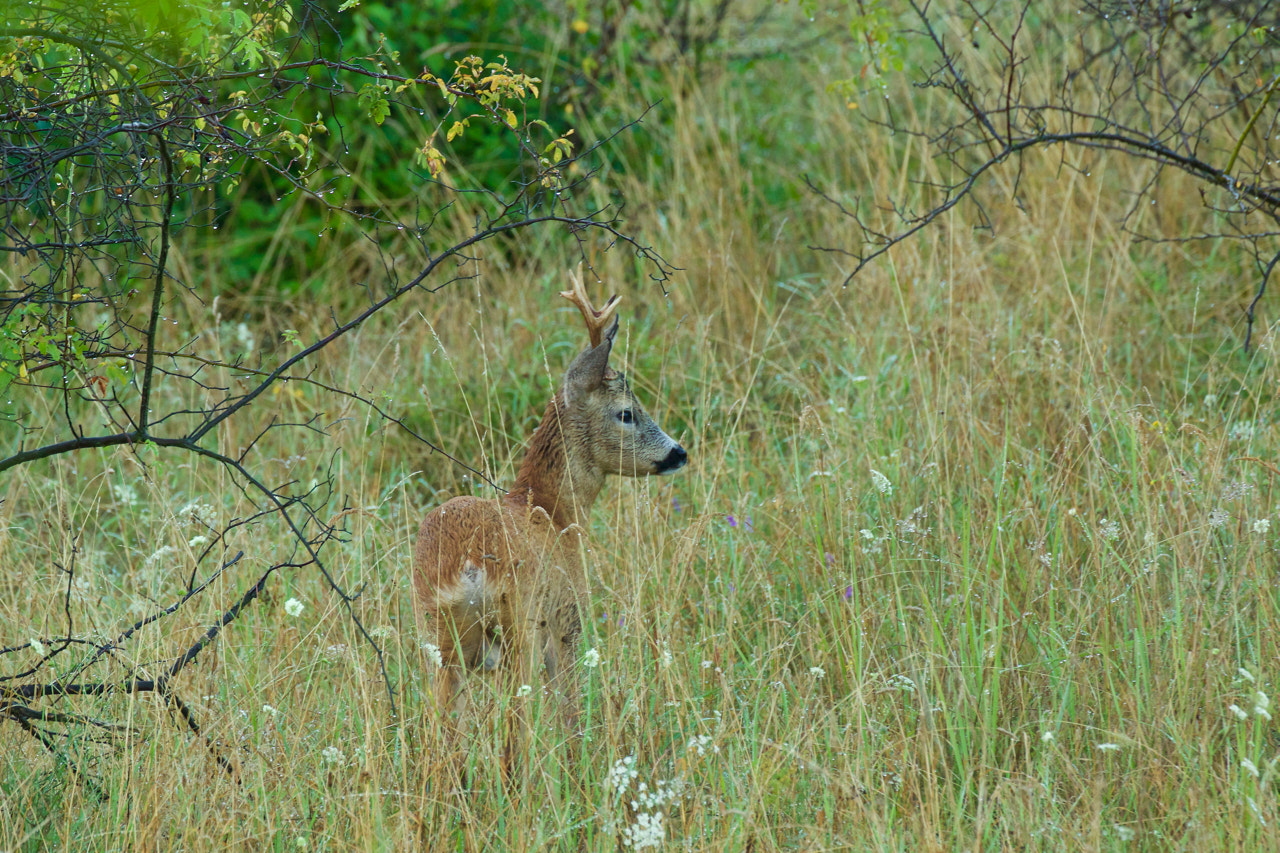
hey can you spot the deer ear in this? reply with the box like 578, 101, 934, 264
563, 315, 618, 404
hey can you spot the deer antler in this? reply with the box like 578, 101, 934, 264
560, 264, 620, 348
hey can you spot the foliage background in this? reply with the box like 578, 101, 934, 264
3, 1, 1280, 851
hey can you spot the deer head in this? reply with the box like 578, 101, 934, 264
559, 266, 686, 478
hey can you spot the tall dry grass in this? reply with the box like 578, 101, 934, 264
3, 8, 1279, 852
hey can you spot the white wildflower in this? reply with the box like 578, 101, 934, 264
1114, 825, 1135, 841
1242, 758, 1261, 778
1229, 704, 1250, 721
262, 704, 278, 717
1254, 691, 1272, 721
622, 810, 665, 850
1041, 730, 1055, 743
606, 756, 638, 796
1240, 667, 1256, 683
112, 482, 138, 506
809, 666, 826, 679
686, 735, 719, 756
69, 574, 92, 600
420, 642, 443, 668
516, 684, 532, 698
859, 528, 875, 541
176, 501, 216, 525
701, 659, 713, 669
1222, 481, 1254, 501
187, 535, 209, 548
321, 746, 344, 765
1208, 509, 1230, 528
145, 545, 178, 566
583, 647, 601, 668
869, 469, 893, 495
660, 641, 673, 668
1097, 518, 1120, 541
29, 638, 46, 657
235, 322, 255, 354
1228, 420, 1257, 442
1097, 742, 1121, 752
284, 598, 304, 617
886, 673, 916, 692
1253, 518, 1271, 535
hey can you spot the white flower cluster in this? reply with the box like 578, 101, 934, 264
420, 641, 443, 668
1228, 420, 1258, 442
176, 501, 217, 525
145, 545, 178, 566
583, 647, 602, 668
859, 527, 888, 556
606, 756, 639, 797
321, 746, 345, 765
621, 811, 665, 850
607, 757, 685, 850
284, 598, 305, 617
869, 469, 893, 496
631, 778, 684, 812
686, 735, 719, 757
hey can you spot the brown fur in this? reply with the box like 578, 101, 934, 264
412, 280, 687, 757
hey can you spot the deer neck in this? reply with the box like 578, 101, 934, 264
509, 392, 603, 529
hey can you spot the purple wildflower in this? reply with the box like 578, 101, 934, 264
844, 585, 853, 601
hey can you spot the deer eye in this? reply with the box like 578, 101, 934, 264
617, 409, 635, 424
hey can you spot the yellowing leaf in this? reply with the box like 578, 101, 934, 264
504, 109, 517, 129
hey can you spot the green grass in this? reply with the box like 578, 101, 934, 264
4, 9, 1280, 852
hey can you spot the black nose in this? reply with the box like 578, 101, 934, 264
655, 445, 687, 474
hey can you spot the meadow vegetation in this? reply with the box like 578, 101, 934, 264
3, 2, 1279, 850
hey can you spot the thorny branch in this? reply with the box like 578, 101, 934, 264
0, 0, 674, 790
817, 0, 1280, 350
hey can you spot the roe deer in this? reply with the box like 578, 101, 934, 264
412, 267, 687, 745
